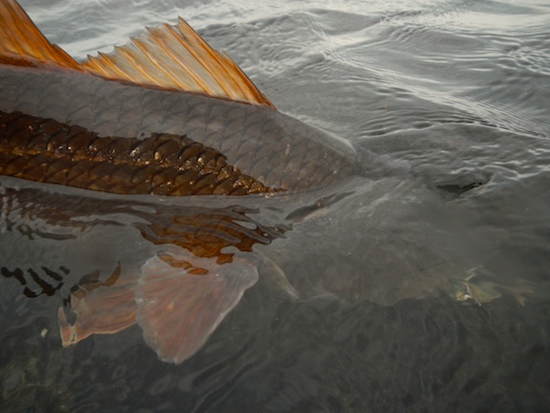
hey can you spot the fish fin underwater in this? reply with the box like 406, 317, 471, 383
0, 0, 273, 107
56, 250, 259, 364
58, 264, 138, 347
0, 177, 289, 364
136, 251, 259, 364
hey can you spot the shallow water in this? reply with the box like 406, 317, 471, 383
2, 0, 550, 411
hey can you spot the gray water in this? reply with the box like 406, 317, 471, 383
2, 0, 550, 411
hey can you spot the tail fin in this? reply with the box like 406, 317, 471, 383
0, 0, 80, 68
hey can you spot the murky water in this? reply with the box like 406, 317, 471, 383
2, 0, 550, 411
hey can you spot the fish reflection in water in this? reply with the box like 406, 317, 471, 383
0, 0, 532, 364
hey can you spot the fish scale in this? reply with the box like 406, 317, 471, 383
0, 0, 360, 364
0, 110, 274, 196
0, 66, 358, 193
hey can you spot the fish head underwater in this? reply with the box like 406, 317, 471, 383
0, 0, 532, 364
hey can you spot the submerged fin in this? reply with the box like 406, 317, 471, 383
0, 0, 80, 69
0, 0, 274, 107
453, 278, 534, 306
136, 251, 259, 364
58, 266, 138, 346
260, 255, 300, 300
449, 266, 534, 306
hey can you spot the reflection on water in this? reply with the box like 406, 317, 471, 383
2, 0, 550, 411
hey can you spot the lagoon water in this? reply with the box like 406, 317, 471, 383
2, 0, 550, 411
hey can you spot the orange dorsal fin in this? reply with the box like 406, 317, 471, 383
1, 1, 275, 108
81, 18, 275, 108
0, 0, 80, 68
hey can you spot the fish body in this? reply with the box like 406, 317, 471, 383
0, 65, 358, 194
0, 1, 358, 196
0, 1, 528, 366
0, 0, 359, 364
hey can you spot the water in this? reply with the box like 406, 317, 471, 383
2, 0, 550, 411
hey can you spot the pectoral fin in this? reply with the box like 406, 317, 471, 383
58, 266, 138, 346
449, 267, 534, 306
136, 251, 258, 364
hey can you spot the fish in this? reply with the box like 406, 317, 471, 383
0, 1, 532, 365
0, 0, 360, 364
0, 0, 358, 195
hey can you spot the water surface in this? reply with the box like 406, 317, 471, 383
2, 0, 550, 411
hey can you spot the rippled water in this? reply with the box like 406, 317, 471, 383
2, 0, 550, 411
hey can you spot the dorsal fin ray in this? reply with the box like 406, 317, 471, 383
0, 0, 275, 108
0, 0, 80, 68
81, 18, 275, 108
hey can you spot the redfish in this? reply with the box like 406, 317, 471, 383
0, 0, 358, 363
0, 0, 358, 195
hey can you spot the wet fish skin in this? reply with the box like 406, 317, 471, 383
0, 109, 274, 196
0, 0, 359, 195
0, 64, 359, 194
0, 0, 359, 364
